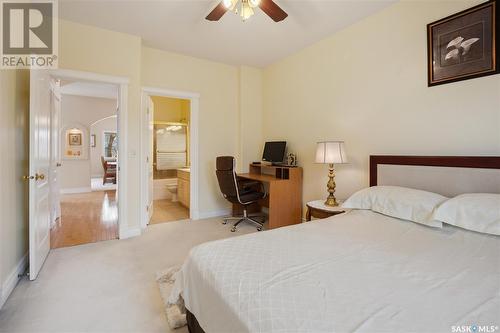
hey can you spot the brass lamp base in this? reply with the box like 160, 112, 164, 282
324, 163, 339, 207
325, 195, 338, 207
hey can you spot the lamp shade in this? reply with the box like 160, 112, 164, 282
315, 141, 348, 164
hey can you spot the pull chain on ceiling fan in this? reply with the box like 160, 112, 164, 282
206, 0, 288, 22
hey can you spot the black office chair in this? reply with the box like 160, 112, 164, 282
216, 156, 267, 232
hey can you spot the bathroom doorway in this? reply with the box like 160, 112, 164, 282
147, 95, 191, 224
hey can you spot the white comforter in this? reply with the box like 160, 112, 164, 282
169, 210, 500, 333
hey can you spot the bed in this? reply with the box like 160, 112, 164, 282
169, 156, 500, 333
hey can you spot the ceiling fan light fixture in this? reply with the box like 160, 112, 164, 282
249, 0, 260, 8
241, 2, 254, 21
206, 0, 287, 22
223, 0, 234, 9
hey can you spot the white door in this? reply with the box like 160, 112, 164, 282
29, 70, 53, 280
49, 80, 61, 227
147, 97, 154, 221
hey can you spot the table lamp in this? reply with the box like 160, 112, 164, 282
315, 141, 348, 206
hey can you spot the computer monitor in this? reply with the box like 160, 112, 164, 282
262, 141, 286, 163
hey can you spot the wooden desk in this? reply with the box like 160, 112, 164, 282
237, 164, 303, 229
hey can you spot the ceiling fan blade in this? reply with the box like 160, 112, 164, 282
206, 2, 228, 21
259, 0, 288, 22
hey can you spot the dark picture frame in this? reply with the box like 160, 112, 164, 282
427, 0, 498, 86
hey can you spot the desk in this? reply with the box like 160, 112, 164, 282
237, 164, 303, 229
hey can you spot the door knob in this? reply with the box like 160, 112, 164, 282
35, 173, 45, 181
23, 175, 34, 181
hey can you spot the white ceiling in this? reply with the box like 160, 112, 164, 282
59, 0, 396, 67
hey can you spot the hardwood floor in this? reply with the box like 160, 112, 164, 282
150, 199, 189, 224
50, 191, 118, 249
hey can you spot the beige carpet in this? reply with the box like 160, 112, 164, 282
0, 217, 257, 333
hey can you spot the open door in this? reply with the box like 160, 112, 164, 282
147, 97, 154, 222
28, 69, 53, 280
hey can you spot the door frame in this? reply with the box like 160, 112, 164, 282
49, 69, 131, 239
49, 79, 61, 227
140, 87, 200, 229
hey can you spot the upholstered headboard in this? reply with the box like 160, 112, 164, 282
369, 156, 500, 197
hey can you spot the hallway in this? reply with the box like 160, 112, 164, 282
50, 191, 118, 249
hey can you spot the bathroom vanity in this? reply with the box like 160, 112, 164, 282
177, 168, 190, 208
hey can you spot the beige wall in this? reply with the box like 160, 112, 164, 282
142, 52, 266, 215
142, 47, 243, 215
0, 70, 29, 306
59, 94, 117, 190
239, 66, 264, 172
57, 18, 266, 221
152, 96, 190, 123
58, 19, 265, 224
263, 0, 500, 209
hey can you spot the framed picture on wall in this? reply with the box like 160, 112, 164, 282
90, 134, 96, 148
427, 0, 499, 86
68, 133, 82, 146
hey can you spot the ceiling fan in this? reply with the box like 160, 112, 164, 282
206, 0, 288, 22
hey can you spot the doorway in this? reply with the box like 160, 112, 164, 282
141, 88, 200, 229
28, 68, 129, 280
51, 82, 119, 248
149, 96, 190, 224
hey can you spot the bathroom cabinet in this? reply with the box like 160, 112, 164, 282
177, 169, 190, 208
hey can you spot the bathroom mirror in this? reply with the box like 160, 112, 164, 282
154, 123, 187, 179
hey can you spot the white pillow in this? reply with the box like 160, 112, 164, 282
433, 193, 500, 235
342, 186, 447, 227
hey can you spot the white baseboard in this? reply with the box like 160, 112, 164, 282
197, 209, 231, 220
119, 227, 141, 239
0, 254, 27, 310
60, 187, 92, 194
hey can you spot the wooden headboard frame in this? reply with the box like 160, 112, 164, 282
369, 156, 500, 187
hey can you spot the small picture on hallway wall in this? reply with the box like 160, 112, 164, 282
69, 133, 82, 146
427, 0, 499, 86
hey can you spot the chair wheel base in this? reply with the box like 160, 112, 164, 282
257, 227, 262, 231
231, 227, 236, 232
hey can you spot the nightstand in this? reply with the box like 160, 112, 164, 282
305, 200, 349, 221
